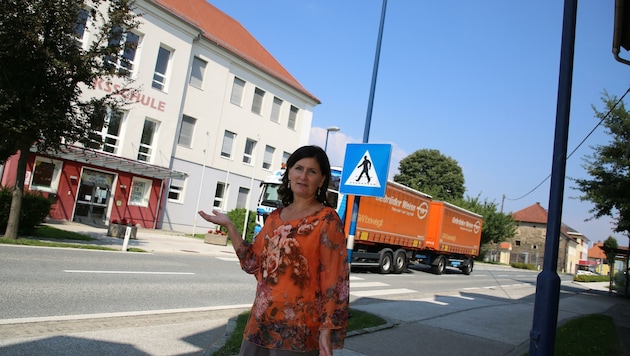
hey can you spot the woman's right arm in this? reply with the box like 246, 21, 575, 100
198, 210, 244, 251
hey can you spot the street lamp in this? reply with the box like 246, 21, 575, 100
324, 126, 340, 152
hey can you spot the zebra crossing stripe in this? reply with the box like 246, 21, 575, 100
351, 288, 416, 297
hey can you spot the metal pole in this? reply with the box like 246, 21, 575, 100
347, 0, 388, 263
529, 1, 577, 354
192, 131, 210, 236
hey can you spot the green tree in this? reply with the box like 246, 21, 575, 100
0, 0, 140, 238
601, 236, 619, 292
573, 92, 630, 236
393, 149, 465, 201
454, 195, 517, 247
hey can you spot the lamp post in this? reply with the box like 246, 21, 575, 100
324, 126, 340, 152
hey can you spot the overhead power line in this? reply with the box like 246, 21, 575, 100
504, 87, 630, 203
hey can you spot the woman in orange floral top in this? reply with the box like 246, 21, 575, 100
199, 145, 349, 356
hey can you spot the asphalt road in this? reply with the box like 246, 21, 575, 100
0, 245, 562, 321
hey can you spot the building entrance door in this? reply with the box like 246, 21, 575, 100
74, 169, 115, 224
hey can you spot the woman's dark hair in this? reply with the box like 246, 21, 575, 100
278, 145, 332, 207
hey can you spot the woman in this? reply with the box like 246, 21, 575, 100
198, 145, 349, 356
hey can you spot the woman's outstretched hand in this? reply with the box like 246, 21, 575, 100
198, 209, 231, 227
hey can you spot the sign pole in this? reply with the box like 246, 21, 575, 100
347, 0, 387, 263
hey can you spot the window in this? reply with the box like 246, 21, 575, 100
282, 151, 291, 166
236, 187, 249, 209
137, 119, 158, 162
270, 97, 282, 123
288, 105, 298, 130
168, 178, 186, 203
129, 177, 151, 207
251, 87, 265, 115
178, 115, 196, 148
213, 182, 228, 209
515, 240, 521, 246
263, 145, 275, 170
152, 46, 172, 90
243, 138, 256, 164
221, 131, 236, 158
101, 108, 124, 154
73, 8, 90, 48
189, 57, 207, 88
30, 157, 63, 193
105, 27, 140, 76
230, 77, 245, 106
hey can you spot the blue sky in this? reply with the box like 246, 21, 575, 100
208, 0, 629, 245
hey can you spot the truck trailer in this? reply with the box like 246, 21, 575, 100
256, 170, 482, 275
345, 181, 483, 275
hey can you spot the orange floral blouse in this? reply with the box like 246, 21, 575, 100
235, 206, 349, 352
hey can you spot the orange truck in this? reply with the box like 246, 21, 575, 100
344, 180, 483, 275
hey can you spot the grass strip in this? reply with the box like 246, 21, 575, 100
212, 308, 387, 356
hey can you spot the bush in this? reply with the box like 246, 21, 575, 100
573, 274, 610, 282
222, 208, 258, 243
510, 262, 538, 270
0, 186, 52, 235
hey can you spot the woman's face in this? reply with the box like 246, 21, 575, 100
288, 157, 326, 200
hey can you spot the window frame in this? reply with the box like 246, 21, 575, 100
167, 177, 186, 203
29, 157, 63, 193
73, 8, 91, 50
101, 108, 124, 154
221, 131, 236, 158
236, 186, 249, 209
282, 151, 291, 166
189, 56, 207, 88
263, 145, 275, 170
270, 96, 283, 123
152, 45, 172, 91
230, 77, 245, 106
137, 119, 159, 162
251, 87, 265, 115
106, 27, 141, 76
128, 177, 152, 207
288, 105, 298, 130
243, 138, 257, 165
177, 115, 196, 148
213, 181, 228, 210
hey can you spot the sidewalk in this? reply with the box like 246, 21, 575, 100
1, 221, 628, 356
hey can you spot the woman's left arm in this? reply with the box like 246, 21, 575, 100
318, 210, 350, 350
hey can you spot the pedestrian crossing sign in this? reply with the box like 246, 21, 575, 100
340, 143, 391, 197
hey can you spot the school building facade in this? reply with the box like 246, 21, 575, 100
0, 0, 320, 233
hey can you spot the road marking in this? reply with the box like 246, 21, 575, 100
64, 270, 195, 275
451, 295, 475, 300
351, 288, 416, 297
351, 282, 389, 288
415, 297, 449, 306
349, 275, 364, 281
216, 257, 240, 262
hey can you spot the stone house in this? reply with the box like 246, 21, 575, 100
506, 202, 582, 273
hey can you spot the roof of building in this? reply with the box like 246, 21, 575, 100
588, 241, 607, 259
512, 202, 578, 242
149, 0, 321, 104
512, 202, 549, 224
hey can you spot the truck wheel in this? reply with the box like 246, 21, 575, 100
462, 259, 474, 275
393, 249, 408, 274
431, 256, 446, 275
378, 249, 394, 274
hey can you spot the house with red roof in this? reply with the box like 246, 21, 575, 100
506, 202, 584, 274
588, 241, 610, 276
